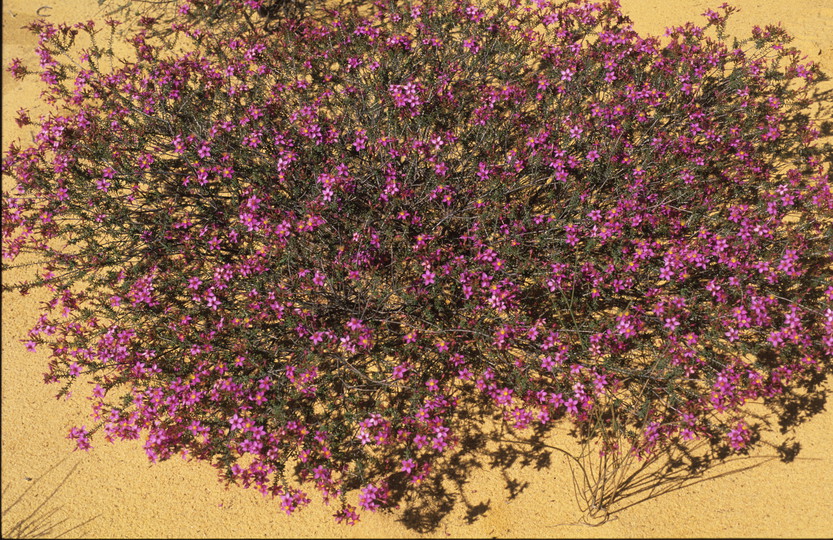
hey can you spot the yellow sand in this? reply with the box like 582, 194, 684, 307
2, 1, 832, 537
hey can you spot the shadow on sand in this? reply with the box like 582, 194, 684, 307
2, 453, 98, 539
374, 368, 829, 533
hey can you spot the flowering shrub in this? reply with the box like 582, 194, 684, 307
3, 0, 832, 524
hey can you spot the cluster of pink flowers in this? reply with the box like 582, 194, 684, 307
3, 0, 831, 524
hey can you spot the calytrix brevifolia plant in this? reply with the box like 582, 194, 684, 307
3, 0, 832, 525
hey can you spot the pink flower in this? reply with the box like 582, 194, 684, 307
727, 421, 752, 451
391, 362, 409, 380
565, 398, 579, 416
494, 387, 513, 405
67, 425, 92, 451
353, 128, 367, 151
358, 483, 389, 512
334, 505, 360, 526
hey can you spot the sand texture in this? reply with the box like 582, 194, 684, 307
2, 0, 832, 537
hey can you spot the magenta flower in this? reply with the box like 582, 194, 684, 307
67, 426, 92, 451
400, 458, 416, 473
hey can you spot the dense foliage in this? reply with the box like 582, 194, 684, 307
3, 0, 831, 523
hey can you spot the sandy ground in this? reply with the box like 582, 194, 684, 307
2, 0, 832, 537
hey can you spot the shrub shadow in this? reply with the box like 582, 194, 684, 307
383, 401, 558, 533
383, 367, 830, 533
1, 454, 98, 539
